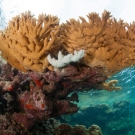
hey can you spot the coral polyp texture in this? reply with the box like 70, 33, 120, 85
62, 10, 135, 75
0, 11, 63, 72
1, 10, 135, 75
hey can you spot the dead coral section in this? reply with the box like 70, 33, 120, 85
62, 10, 135, 75
0, 11, 63, 72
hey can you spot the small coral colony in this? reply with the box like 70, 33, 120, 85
0, 10, 134, 134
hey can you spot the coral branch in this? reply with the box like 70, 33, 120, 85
0, 11, 63, 72
62, 10, 135, 75
102, 80, 121, 91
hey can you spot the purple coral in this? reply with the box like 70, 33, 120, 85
0, 62, 107, 133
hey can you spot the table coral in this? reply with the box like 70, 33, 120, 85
62, 10, 135, 75
1, 10, 135, 76
0, 11, 63, 72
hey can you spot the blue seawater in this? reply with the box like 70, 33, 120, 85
57, 67, 135, 135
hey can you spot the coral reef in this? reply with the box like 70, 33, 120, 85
0, 113, 103, 135
58, 100, 135, 135
55, 124, 102, 135
1, 10, 135, 75
30, 118, 61, 135
0, 11, 63, 72
0, 113, 29, 135
0, 62, 106, 133
102, 80, 121, 91
0, 113, 61, 135
62, 10, 135, 75
0, 10, 134, 134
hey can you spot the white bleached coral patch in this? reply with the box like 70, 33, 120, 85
47, 50, 85, 68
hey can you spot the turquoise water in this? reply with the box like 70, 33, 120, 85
57, 67, 135, 135
78, 66, 135, 107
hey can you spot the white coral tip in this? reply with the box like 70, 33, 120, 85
58, 51, 64, 60
47, 50, 85, 68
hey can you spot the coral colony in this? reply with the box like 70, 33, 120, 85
0, 10, 134, 134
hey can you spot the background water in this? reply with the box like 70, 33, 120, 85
57, 67, 135, 135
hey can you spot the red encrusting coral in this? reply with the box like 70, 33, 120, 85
0, 63, 107, 132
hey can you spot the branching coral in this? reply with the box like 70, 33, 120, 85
0, 11, 63, 72
1, 10, 135, 76
102, 80, 121, 91
62, 10, 135, 75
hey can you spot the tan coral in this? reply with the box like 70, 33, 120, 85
0, 11, 63, 72
102, 80, 121, 91
62, 10, 135, 76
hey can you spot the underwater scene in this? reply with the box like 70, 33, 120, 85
57, 67, 135, 135
0, 0, 135, 135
